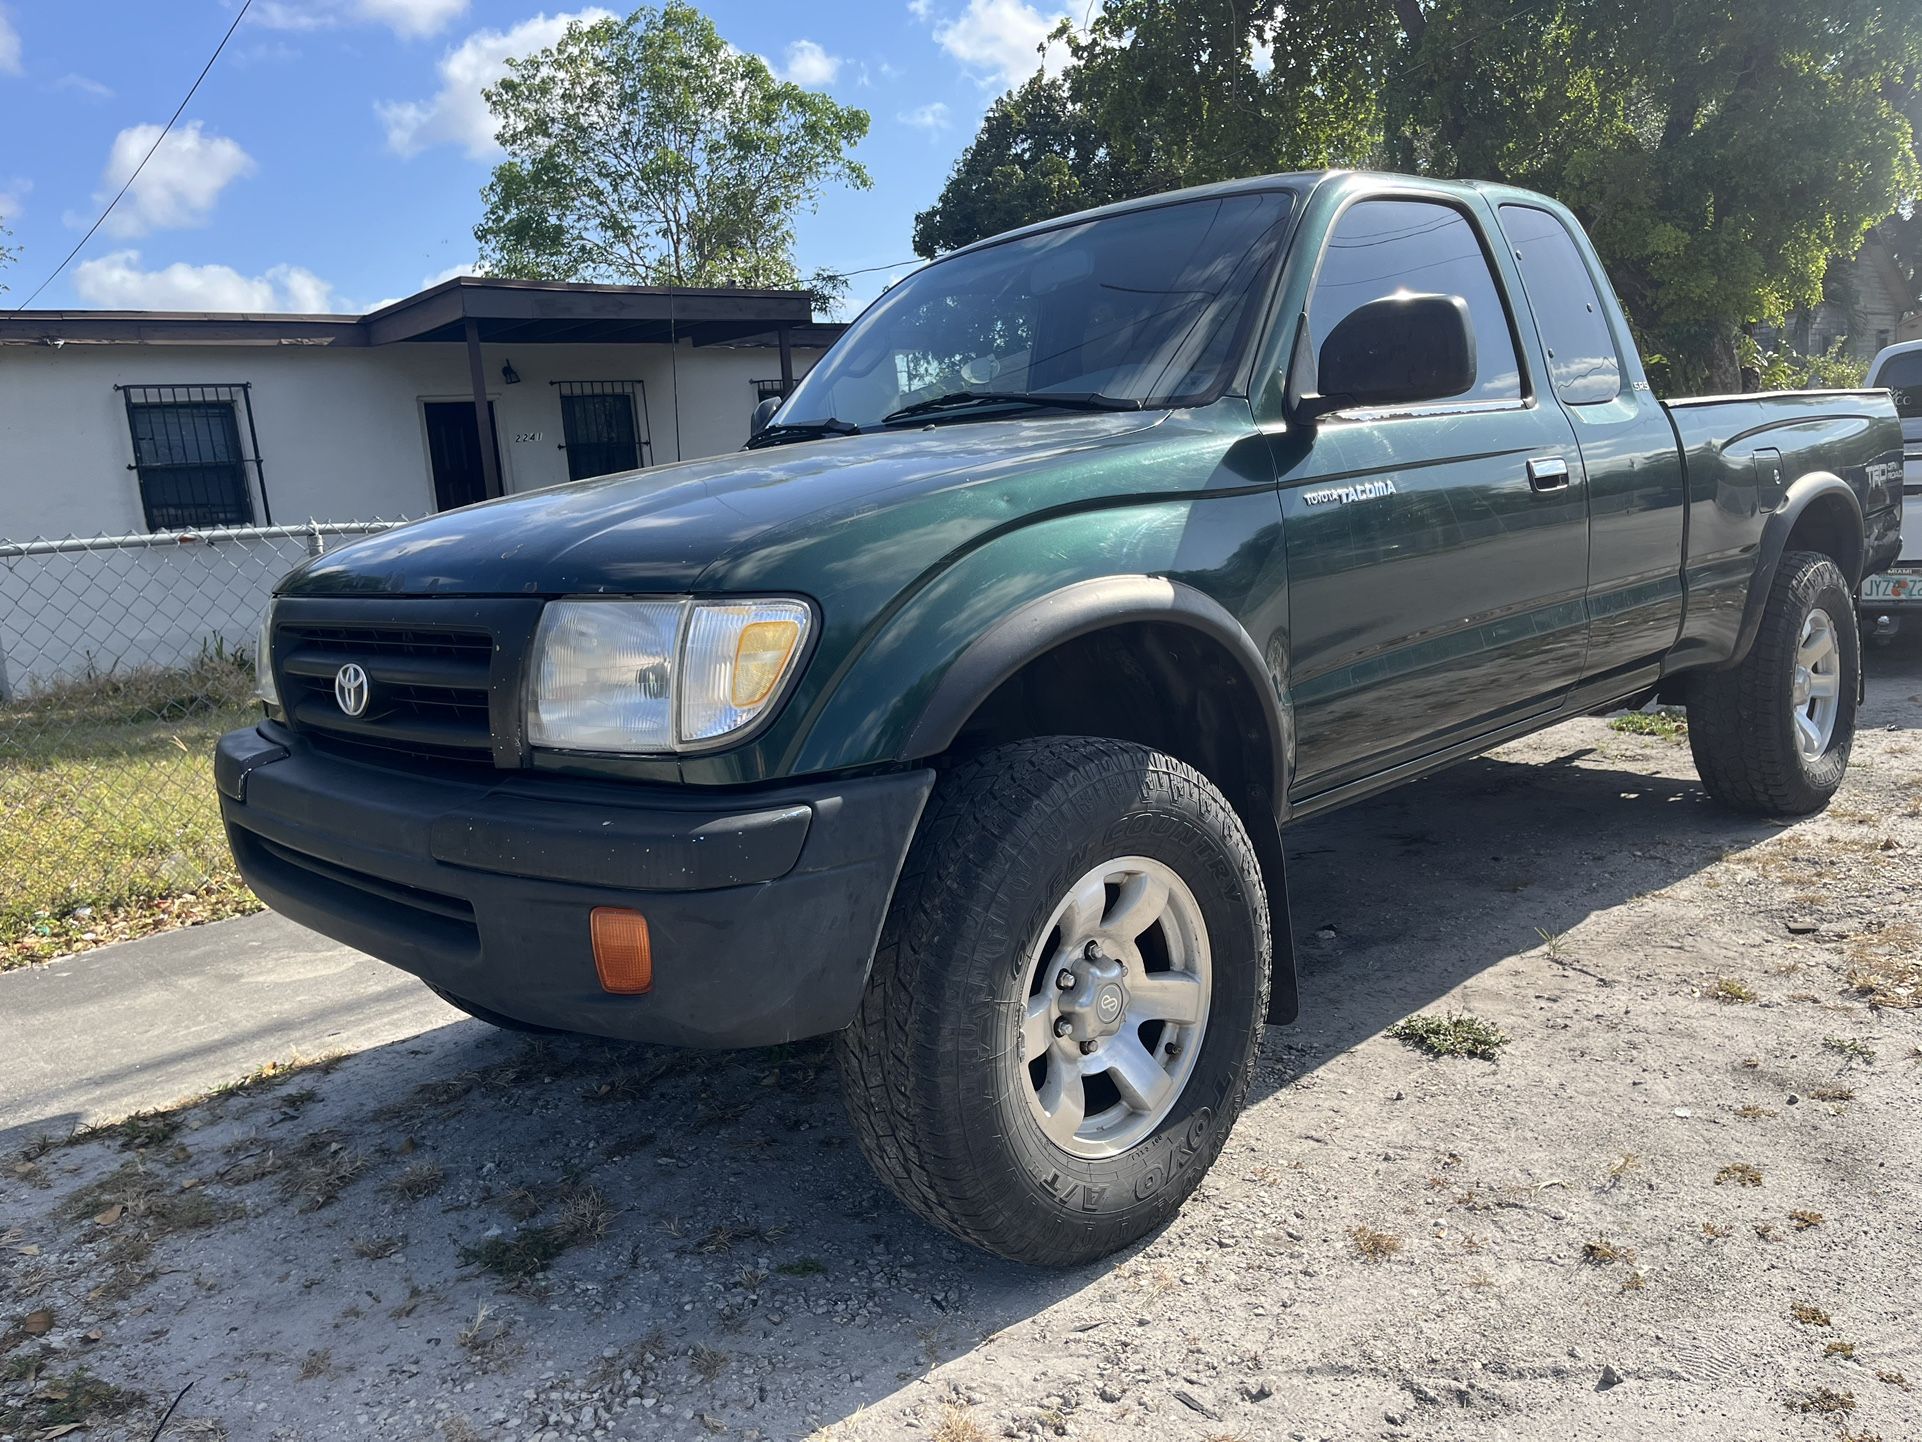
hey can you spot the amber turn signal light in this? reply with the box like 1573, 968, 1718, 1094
590, 907, 652, 994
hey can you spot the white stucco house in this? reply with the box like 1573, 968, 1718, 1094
0, 276, 838, 539
0, 279, 838, 695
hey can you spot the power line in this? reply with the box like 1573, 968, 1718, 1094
11, 0, 254, 311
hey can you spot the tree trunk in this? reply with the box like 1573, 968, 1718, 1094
1708, 328, 1744, 395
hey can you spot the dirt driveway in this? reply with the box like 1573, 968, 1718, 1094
4, 642, 1920, 1442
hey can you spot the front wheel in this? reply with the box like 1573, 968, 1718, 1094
1686, 550, 1860, 816
835, 738, 1270, 1266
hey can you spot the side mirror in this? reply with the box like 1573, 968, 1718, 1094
1296, 293, 1476, 422
749, 394, 783, 436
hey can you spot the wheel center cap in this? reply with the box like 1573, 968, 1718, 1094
1793, 665, 1811, 704
1058, 951, 1130, 1043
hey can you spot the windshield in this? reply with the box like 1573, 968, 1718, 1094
779, 190, 1295, 432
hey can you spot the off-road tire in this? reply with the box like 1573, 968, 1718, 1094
1686, 550, 1859, 816
835, 737, 1270, 1266
427, 984, 566, 1035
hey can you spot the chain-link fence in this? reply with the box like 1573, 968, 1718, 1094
0, 521, 404, 964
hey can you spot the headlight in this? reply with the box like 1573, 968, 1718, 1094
253, 599, 279, 707
526, 597, 812, 754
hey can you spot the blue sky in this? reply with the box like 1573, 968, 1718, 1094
0, 0, 1081, 316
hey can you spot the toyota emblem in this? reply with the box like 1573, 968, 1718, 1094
333, 662, 371, 717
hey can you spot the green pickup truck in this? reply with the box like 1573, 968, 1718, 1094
218, 171, 1904, 1265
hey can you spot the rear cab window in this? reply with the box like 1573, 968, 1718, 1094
1308, 198, 1524, 406
1497, 205, 1625, 405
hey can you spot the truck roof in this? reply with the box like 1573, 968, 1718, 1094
938, 170, 1559, 261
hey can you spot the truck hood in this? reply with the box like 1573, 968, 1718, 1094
282, 411, 1171, 598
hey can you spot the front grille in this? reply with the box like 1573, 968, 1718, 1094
276, 621, 498, 766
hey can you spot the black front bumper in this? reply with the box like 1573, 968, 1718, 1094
217, 725, 932, 1047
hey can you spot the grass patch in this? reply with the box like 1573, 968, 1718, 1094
460, 1184, 610, 1285
0, 1366, 146, 1434
1715, 1162, 1763, 1188
385, 1161, 446, 1201
61, 1160, 227, 1237
1844, 927, 1921, 1009
774, 1257, 827, 1277
1790, 1301, 1833, 1327
930, 1407, 991, 1442
1827, 1340, 1857, 1359
1582, 1236, 1636, 1266
1, 658, 262, 969
1786, 1386, 1854, 1415
1709, 976, 1757, 1004
1348, 1225, 1402, 1261
1790, 1209, 1825, 1230
1608, 709, 1688, 741
1809, 1086, 1855, 1103
1387, 1011, 1509, 1061
1823, 1036, 1876, 1063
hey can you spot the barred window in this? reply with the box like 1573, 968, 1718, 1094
120, 384, 263, 530
554, 380, 650, 481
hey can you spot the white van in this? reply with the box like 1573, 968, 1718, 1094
1864, 340, 1922, 637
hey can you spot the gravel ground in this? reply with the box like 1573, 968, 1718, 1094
3, 639, 1919, 1442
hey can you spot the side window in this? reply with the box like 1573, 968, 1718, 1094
1874, 350, 1922, 419
1499, 205, 1624, 405
1309, 199, 1522, 404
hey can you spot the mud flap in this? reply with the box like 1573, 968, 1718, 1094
1250, 810, 1299, 1025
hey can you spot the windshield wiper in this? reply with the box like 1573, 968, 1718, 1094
743, 417, 861, 449
881, 391, 1147, 426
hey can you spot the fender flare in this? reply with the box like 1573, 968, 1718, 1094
900, 574, 1299, 1024
1723, 473, 1863, 670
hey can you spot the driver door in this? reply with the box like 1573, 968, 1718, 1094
1279, 195, 1591, 802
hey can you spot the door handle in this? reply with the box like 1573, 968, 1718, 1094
1527, 455, 1571, 492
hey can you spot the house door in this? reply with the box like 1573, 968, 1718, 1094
423, 401, 500, 511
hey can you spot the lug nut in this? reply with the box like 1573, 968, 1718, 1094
1055, 969, 1077, 990
1083, 940, 1102, 960
1079, 1039, 1099, 1055
1053, 1017, 1072, 1038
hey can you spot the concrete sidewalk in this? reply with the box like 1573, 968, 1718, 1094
0, 910, 462, 1148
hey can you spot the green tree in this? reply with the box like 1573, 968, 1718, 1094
915, 0, 1921, 393
475, 2, 872, 291
0, 215, 17, 296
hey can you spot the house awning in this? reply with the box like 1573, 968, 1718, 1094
361, 277, 818, 348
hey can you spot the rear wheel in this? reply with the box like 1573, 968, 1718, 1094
1686, 550, 1859, 816
835, 737, 1269, 1266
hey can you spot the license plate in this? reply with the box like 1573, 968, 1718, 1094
1862, 570, 1922, 603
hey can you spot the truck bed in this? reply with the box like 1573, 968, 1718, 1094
1661, 388, 1905, 665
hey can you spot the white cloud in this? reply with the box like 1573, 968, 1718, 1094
775, 38, 840, 86
0, 176, 29, 220
52, 72, 113, 99
931, 0, 1071, 88
72, 250, 339, 313
378, 8, 613, 159
899, 101, 950, 131
0, 8, 21, 75
252, 0, 469, 40
906, 0, 934, 19
92, 121, 255, 238
421, 260, 486, 287
355, 0, 469, 38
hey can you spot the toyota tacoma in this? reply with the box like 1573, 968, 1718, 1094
217, 171, 1905, 1265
